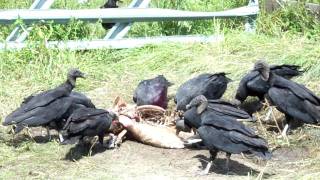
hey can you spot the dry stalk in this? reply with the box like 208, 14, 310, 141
264, 99, 282, 133
25, 126, 36, 142
88, 136, 98, 156
255, 162, 268, 180
305, 124, 320, 129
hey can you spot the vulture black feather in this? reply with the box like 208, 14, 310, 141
3, 69, 85, 135
175, 73, 231, 111
60, 107, 118, 146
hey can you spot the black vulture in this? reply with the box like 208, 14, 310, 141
100, 0, 120, 30
254, 60, 320, 135
175, 73, 231, 111
48, 91, 96, 134
235, 63, 304, 104
133, 75, 173, 109
60, 107, 118, 146
7, 91, 96, 138
61, 91, 96, 119
184, 95, 271, 174
3, 69, 85, 136
176, 95, 255, 135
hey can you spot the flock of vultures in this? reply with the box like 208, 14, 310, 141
2, 59, 319, 175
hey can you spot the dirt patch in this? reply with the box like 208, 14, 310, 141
272, 147, 312, 162
77, 140, 267, 180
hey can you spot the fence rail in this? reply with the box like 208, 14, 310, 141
1, 35, 223, 50
0, 7, 259, 24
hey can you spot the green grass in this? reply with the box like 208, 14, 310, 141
0, 32, 320, 179
1, 0, 319, 40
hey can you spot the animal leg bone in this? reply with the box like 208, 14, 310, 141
115, 129, 128, 147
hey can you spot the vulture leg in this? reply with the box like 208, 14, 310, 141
98, 134, 104, 145
58, 133, 64, 142
281, 115, 292, 136
258, 95, 265, 102
200, 150, 218, 175
281, 124, 289, 137
78, 136, 85, 145
225, 153, 232, 172
46, 127, 51, 141
192, 128, 197, 135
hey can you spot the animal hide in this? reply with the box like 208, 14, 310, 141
119, 115, 184, 149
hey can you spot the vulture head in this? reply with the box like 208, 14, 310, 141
67, 68, 86, 87
186, 95, 208, 114
254, 59, 270, 81
68, 68, 85, 79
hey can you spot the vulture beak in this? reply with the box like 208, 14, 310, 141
261, 70, 269, 81
226, 76, 233, 83
223, 73, 232, 82
254, 66, 269, 81
79, 72, 86, 79
176, 119, 191, 133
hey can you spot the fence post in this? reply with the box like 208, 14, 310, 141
245, 0, 259, 33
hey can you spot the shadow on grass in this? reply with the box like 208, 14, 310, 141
64, 142, 108, 161
193, 154, 273, 177
0, 133, 59, 147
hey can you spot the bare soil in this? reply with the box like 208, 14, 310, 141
3, 128, 318, 180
